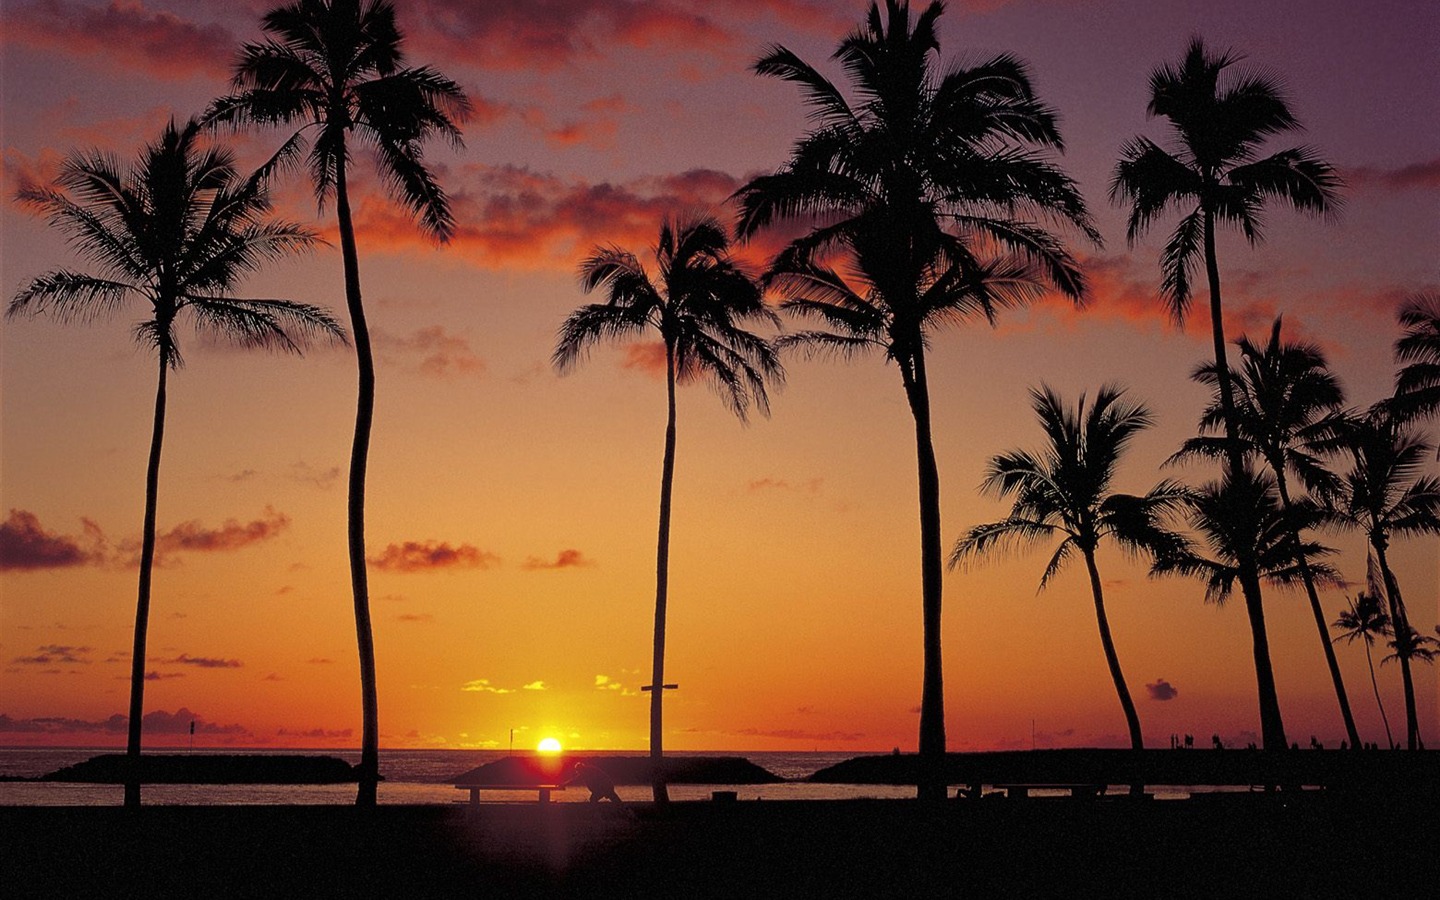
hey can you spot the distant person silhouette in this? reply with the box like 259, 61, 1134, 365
564, 761, 623, 804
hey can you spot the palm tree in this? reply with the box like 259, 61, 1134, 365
207, 0, 469, 805
1112, 37, 1341, 749
1173, 318, 1361, 748
1325, 403, 1440, 749
1152, 469, 1343, 741
734, 0, 1097, 801
553, 216, 781, 805
7, 118, 342, 807
950, 386, 1188, 755
1333, 592, 1393, 749
1394, 291, 1440, 419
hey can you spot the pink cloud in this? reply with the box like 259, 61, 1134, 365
373, 326, 486, 379
521, 549, 595, 570
328, 163, 748, 269
0, 510, 104, 571
368, 540, 501, 573
3, 1, 235, 80
1344, 157, 1440, 192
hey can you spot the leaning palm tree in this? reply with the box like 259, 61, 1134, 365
1394, 291, 1440, 420
1152, 469, 1342, 740
1112, 38, 1341, 749
1173, 318, 1361, 748
7, 118, 342, 807
1333, 592, 1394, 749
950, 386, 1189, 755
207, 0, 469, 805
554, 216, 781, 805
734, 0, 1097, 800
1324, 403, 1440, 749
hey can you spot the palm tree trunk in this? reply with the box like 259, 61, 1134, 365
1363, 640, 1394, 750
1272, 474, 1361, 748
902, 348, 946, 802
336, 153, 380, 806
1371, 540, 1419, 749
1202, 207, 1287, 751
649, 340, 678, 806
1082, 549, 1143, 752
124, 356, 168, 808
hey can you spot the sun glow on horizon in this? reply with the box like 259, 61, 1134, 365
537, 737, 562, 754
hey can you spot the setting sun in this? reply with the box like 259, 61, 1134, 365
537, 738, 562, 754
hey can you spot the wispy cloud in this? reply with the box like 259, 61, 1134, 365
373, 326, 486, 380
159, 654, 243, 670
522, 680, 547, 691
369, 541, 501, 573
12, 644, 93, 665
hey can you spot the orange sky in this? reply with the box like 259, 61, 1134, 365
1, 0, 1436, 753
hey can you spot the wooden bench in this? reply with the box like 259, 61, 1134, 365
991, 783, 1106, 799
454, 783, 566, 806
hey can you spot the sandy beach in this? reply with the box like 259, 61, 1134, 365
4, 792, 1434, 898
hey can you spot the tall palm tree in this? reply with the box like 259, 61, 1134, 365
1173, 318, 1361, 748
208, 0, 469, 805
1333, 592, 1394, 749
8, 118, 342, 807
1325, 403, 1440, 749
1112, 38, 1341, 749
734, 0, 1097, 801
950, 386, 1188, 754
1394, 291, 1440, 420
554, 216, 781, 805
1152, 469, 1343, 741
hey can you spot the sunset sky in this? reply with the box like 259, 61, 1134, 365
2, 0, 1436, 755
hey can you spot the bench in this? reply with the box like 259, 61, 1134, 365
991, 783, 1106, 799
454, 783, 566, 806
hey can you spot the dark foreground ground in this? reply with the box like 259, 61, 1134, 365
4, 793, 1434, 899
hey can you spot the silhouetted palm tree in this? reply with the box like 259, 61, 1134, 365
1394, 292, 1440, 420
1112, 38, 1341, 749
735, 0, 1097, 800
1173, 318, 1360, 748
951, 386, 1188, 754
8, 119, 342, 807
1152, 469, 1342, 740
554, 216, 781, 805
208, 0, 469, 805
1333, 592, 1394, 749
1324, 403, 1440, 749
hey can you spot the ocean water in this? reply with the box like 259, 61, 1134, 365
0, 747, 922, 806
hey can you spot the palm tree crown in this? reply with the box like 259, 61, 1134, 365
555, 216, 782, 417
1175, 318, 1344, 495
1394, 292, 1440, 419
952, 385, 1187, 580
1153, 469, 1341, 605
1111, 38, 1340, 320
9, 118, 339, 357
207, 0, 469, 239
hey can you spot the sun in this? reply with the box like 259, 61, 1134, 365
537, 737, 562, 754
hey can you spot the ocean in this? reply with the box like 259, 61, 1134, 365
0, 747, 920, 806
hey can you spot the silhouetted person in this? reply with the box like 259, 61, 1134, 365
564, 761, 622, 804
